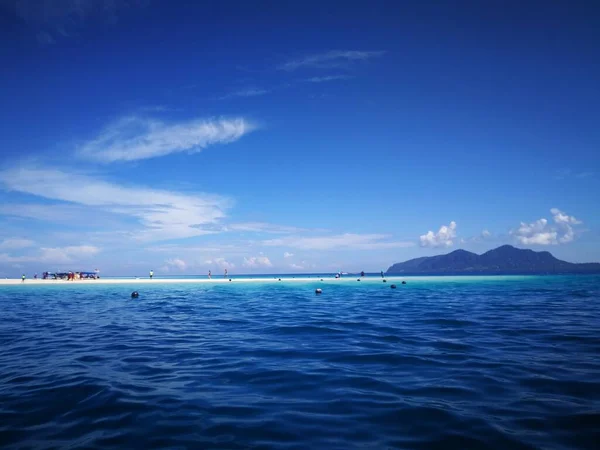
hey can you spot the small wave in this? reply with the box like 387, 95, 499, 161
419, 318, 480, 327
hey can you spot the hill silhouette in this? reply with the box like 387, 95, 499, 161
386, 245, 600, 275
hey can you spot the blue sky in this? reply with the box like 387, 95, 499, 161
1, 0, 599, 276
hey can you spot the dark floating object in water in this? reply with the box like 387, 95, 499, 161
229, 278, 232, 281
278, 278, 281, 281
402, 281, 406, 285
383, 279, 387, 283
315, 288, 322, 294
391, 284, 397, 289
357, 278, 360, 281
320, 278, 323, 281
131, 291, 139, 298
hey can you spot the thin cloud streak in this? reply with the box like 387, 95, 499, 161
262, 233, 415, 250
243, 256, 273, 268
0, 167, 232, 242
226, 222, 307, 234
278, 50, 386, 71
0, 238, 35, 250
554, 168, 595, 180
36, 31, 56, 45
219, 88, 270, 100
78, 116, 256, 163
304, 75, 354, 83
11, 0, 145, 45
0, 245, 99, 265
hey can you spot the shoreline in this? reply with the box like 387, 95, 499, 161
0, 276, 394, 285
0, 274, 548, 286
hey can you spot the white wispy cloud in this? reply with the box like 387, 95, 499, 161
0, 238, 35, 250
511, 208, 582, 245
147, 243, 247, 254
39, 245, 100, 264
36, 31, 56, 45
164, 258, 187, 271
554, 169, 595, 180
243, 256, 273, 268
460, 229, 495, 245
0, 203, 131, 228
10, 0, 142, 45
78, 116, 255, 163
0, 245, 99, 264
0, 167, 232, 242
205, 258, 235, 270
304, 75, 354, 83
419, 222, 457, 248
219, 88, 270, 100
283, 252, 294, 258
139, 105, 183, 113
263, 233, 415, 250
226, 222, 305, 234
278, 50, 385, 71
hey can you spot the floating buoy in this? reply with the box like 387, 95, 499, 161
357, 278, 361, 281
315, 288, 322, 294
278, 278, 281, 281
229, 278, 232, 281
131, 291, 139, 298
402, 281, 406, 285
391, 284, 397, 289
383, 279, 387, 283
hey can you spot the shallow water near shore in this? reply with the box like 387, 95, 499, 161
1, 275, 599, 449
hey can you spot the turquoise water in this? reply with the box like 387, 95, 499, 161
1, 275, 599, 449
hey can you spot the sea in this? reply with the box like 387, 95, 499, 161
0, 275, 599, 449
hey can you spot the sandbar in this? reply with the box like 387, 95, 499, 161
0, 276, 405, 286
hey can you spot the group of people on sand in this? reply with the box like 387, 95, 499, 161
19, 271, 100, 282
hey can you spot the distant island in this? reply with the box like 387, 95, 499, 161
386, 245, 600, 275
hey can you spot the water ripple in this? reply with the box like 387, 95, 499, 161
1, 276, 599, 449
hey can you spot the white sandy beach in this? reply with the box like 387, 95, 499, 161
0, 276, 405, 286
0, 275, 534, 286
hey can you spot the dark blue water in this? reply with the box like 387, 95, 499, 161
1, 276, 599, 449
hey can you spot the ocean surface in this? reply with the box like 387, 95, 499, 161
1, 275, 599, 449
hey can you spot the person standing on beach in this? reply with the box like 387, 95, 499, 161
21, 274, 25, 283
208, 270, 212, 279
150, 270, 153, 279
224, 269, 228, 278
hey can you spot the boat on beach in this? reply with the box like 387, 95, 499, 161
42, 271, 99, 280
